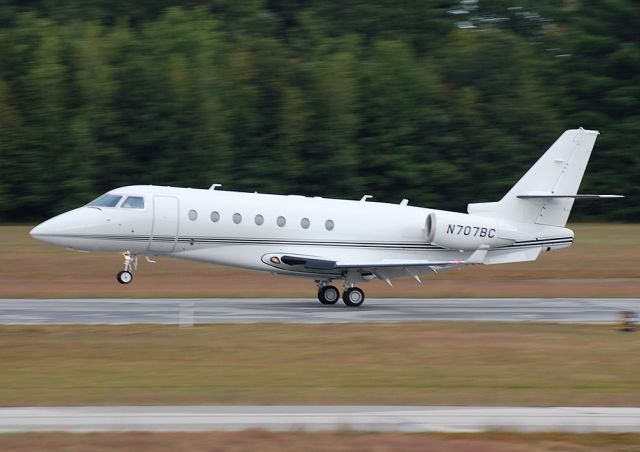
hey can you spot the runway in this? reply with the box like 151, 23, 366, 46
0, 298, 638, 324
1, 406, 640, 433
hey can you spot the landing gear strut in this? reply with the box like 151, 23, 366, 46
116, 251, 137, 285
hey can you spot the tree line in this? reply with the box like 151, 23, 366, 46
0, 0, 638, 221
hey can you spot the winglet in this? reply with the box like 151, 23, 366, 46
465, 245, 489, 264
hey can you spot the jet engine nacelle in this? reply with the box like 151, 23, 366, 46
425, 211, 521, 250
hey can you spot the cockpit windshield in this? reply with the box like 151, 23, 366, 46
87, 194, 122, 207
122, 196, 145, 209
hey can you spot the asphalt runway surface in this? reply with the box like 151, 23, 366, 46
1, 406, 640, 433
0, 298, 638, 325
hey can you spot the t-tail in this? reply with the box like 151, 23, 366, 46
425, 128, 622, 265
467, 128, 622, 227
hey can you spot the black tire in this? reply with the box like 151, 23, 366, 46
318, 285, 340, 305
116, 270, 133, 284
343, 287, 365, 307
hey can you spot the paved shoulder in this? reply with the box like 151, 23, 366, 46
1, 406, 640, 433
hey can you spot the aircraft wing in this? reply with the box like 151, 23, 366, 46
277, 246, 488, 274
333, 246, 487, 269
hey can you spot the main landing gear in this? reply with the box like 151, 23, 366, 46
116, 251, 137, 285
318, 285, 340, 305
317, 282, 366, 307
343, 287, 365, 307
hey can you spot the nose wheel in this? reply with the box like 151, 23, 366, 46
117, 270, 133, 284
116, 251, 137, 285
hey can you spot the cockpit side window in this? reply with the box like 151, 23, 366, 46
121, 196, 145, 209
87, 194, 122, 207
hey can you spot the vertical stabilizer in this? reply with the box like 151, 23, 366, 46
467, 128, 599, 227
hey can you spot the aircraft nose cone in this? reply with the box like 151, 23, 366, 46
29, 222, 50, 239
29, 208, 93, 247
30, 216, 65, 245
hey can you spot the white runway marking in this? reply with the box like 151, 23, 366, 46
0, 298, 639, 324
1, 406, 639, 433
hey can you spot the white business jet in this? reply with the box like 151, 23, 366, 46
31, 128, 621, 306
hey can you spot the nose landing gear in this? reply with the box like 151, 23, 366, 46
116, 251, 137, 284
116, 270, 132, 284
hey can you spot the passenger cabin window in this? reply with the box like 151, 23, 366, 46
87, 194, 122, 207
121, 196, 145, 209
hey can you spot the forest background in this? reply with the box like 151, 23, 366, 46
0, 0, 638, 222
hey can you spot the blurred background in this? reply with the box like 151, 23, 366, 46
1, 6, 640, 447
0, 0, 638, 223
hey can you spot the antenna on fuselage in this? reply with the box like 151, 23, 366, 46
209, 184, 222, 190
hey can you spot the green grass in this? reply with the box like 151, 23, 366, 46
2, 323, 640, 407
2, 224, 640, 298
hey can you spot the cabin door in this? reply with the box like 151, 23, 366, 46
149, 196, 179, 253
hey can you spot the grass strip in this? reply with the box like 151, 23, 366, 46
1, 323, 639, 407
2, 431, 640, 452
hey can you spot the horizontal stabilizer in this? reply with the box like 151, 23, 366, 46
517, 194, 624, 199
